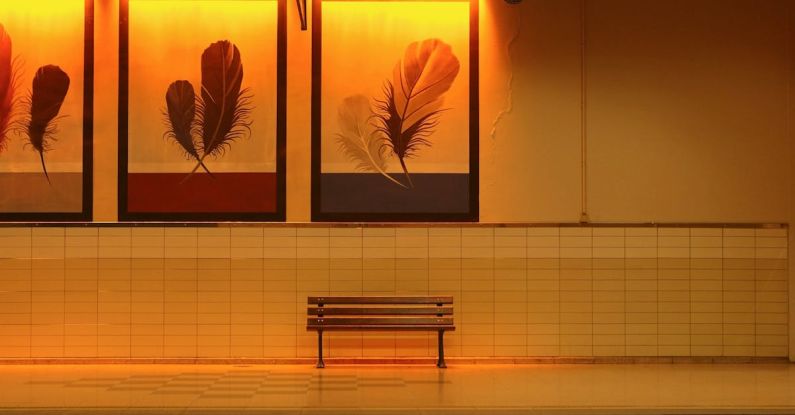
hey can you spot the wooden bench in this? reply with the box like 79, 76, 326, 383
307, 296, 454, 368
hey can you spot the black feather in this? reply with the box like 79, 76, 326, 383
198, 40, 251, 158
27, 65, 69, 183
164, 80, 211, 174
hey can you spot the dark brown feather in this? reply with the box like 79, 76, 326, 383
165, 80, 198, 158
26, 65, 69, 183
198, 40, 251, 158
373, 39, 459, 188
164, 80, 211, 174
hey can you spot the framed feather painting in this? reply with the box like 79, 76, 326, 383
0, 0, 93, 221
311, 0, 478, 222
119, 0, 286, 221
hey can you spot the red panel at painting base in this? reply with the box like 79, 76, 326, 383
128, 173, 277, 213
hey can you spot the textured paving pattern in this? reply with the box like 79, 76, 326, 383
28, 369, 444, 400
0, 364, 794, 414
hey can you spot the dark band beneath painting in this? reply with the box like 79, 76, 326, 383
0, 173, 82, 212
320, 173, 469, 214
128, 173, 277, 213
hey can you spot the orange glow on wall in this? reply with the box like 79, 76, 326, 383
1, 0, 79, 14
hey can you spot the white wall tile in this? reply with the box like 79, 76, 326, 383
658, 247, 689, 258
659, 236, 689, 247
329, 228, 362, 237
560, 247, 592, 258
297, 228, 329, 237
396, 247, 429, 259
559, 228, 591, 237
0, 224, 786, 360
0, 228, 31, 237
527, 236, 559, 248
723, 236, 754, 247
756, 237, 787, 248
593, 247, 624, 259
430, 236, 460, 247
658, 228, 688, 237
263, 228, 296, 237
593, 236, 623, 248
756, 248, 787, 259
560, 236, 591, 248
429, 247, 460, 258
363, 228, 395, 237
627, 236, 657, 248
462, 228, 493, 237
330, 247, 363, 259
690, 247, 722, 259
495, 247, 525, 258
495, 227, 526, 237
593, 227, 624, 237
297, 237, 329, 248
755, 228, 786, 238
32, 227, 65, 237
526, 227, 559, 236
690, 228, 722, 237
723, 247, 755, 259
625, 227, 657, 237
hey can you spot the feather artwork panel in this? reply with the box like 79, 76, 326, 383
0, 23, 16, 154
315, 0, 477, 221
122, 0, 284, 220
0, 0, 90, 219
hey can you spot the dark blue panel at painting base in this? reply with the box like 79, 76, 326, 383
320, 173, 470, 213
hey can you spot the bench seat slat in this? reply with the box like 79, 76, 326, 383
308, 307, 453, 316
307, 325, 456, 332
308, 296, 453, 305
308, 317, 453, 326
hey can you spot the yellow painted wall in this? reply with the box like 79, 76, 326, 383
585, 0, 790, 223
480, 0, 792, 223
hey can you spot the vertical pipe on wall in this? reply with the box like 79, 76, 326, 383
579, 0, 589, 223
788, 0, 795, 363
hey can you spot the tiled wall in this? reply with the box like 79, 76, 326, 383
0, 225, 788, 359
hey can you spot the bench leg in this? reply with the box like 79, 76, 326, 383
316, 330, 325, 369
437, 330, 447, 369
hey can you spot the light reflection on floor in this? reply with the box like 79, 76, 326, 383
0, 363, 793, 413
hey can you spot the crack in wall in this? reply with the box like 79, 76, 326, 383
488, 7, 522, 143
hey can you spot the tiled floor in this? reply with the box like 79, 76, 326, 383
0, 363, 794, 414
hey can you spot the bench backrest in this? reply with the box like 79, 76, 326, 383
307, 296, 454, 329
